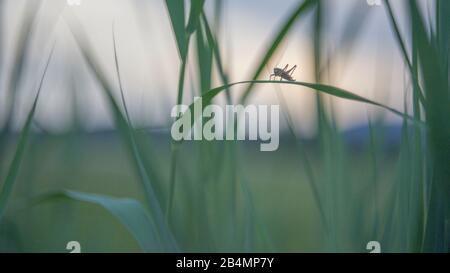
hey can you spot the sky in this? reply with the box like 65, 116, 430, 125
0, 0, 434, 137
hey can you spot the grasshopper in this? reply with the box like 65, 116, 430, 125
269, 64, 297, 81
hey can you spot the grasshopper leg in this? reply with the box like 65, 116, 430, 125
288, 65, 297, 76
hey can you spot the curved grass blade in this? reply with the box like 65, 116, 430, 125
1, 1, 40, 125
112, 24, 172, 234
35, 190, 172, 252
112, 22, 132, 125
0, 2, 42, 166
0, 44, 55, 222
180, 80, 418, 129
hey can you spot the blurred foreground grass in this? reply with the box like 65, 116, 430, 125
0, 133, 397, 252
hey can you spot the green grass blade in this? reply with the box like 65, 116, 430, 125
65, 14, 179, 251
196, 19, 213, 94
321, 1, 372, 78
0, 2, 41, 161
181, 80, 419, 126
201, 12, 231, 103
437, 0, 450, 73
35, 190, 168, 252
186, 0, 205, 34
112, 23, 168, 212
384, 0, 426, 106
0, 44, 54, 222
239, 0, 318, 103
408, 0, 450, 252
165, 0, 187, 59
411, 9, 425, 252
112, 23, 132, 125
167, 0, 208, 222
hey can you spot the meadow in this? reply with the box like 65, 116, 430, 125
0, 0, 449, 253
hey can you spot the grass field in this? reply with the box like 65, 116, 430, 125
0, 0, 449, 252
0, 132, 399, 252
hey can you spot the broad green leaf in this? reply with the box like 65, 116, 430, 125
35, 190, 175, 252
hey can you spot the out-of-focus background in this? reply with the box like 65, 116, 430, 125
0, 0, 448, 252
0, 0, 418, 133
